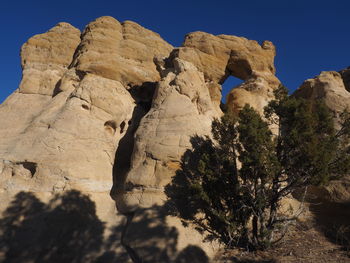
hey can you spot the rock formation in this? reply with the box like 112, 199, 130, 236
114, 31, 281, 214
294, 69, 350, 202
164, 32, 280, 115
0, 16, 281, 262
294, 70, 350, 119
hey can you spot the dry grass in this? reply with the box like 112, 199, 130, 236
214, 207, 350, 263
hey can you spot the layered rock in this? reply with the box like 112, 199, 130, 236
112, 31, 280, 260
0, 16, 281, 262
69, 16, 173, 88
19, 22, 81, 96
114, 58, 220, 213
0, 16, 173, 262
169, 32, 280, 114
294, 71, 350, 123
115, 31, 280, 215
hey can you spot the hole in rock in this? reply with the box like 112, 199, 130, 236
82, 104, 90, 110
120, 121, 126, 134
220, 75, 244, 103
104, 120, 117, 134
16, 161, 37, 177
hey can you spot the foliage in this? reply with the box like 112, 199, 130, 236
165, 85, 350, 250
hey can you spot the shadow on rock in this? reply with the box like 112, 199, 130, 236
164, 135, 214, 222
175, 245, 210, 263
0, 190, 209, 263
0, 190, 127, 263
111, 205, 209, 263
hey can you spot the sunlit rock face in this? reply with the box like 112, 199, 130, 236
0, 16, 172, 261
0, 16, 281, 261
115, 32, 281, 215
173, 32, 280, 115
294, 71, 350, 125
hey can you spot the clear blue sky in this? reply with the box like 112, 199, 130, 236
0, 0, 349, 103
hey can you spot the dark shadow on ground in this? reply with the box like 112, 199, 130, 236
309, 200, 350, 250
229, 258, 276, 263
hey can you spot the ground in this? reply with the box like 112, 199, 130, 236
214, 200, 350, 263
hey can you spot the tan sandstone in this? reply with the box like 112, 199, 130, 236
0, 16, 174, 262
169, 31, 280, 114
0, 16, 282, 262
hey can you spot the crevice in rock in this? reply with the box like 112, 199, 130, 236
111, 81, 158, 261
128, 81, 157, 112
110, 81, 157, 202
75, 70, 87, 80
52, 70, 86, 98
52, 79, 62, 97
120, 212, 142, 263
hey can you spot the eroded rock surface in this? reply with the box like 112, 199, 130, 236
115, 31, 281, 216
171, 32, 280, 114
112, 30, 281, 260
19, 22, 81, 96
70, 16, 173, 88
0, 16, 173, 262
0, 16, 282, 261
114, 58, 220, 213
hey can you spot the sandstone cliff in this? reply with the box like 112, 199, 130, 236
0, 16, 281, 262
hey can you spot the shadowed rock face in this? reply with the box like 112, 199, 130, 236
340, 67, 350, 92
0, 16, 281, 261
294, 70, 350, 203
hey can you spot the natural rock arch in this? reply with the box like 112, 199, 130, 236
0, 16, 283, 261
220, 75, 244, 104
